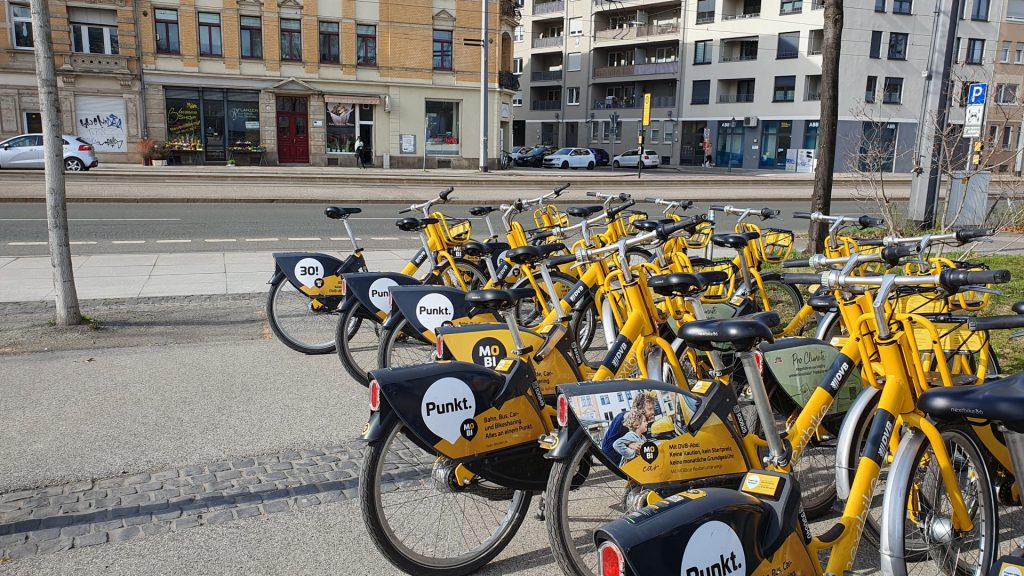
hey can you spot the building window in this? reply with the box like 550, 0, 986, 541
972, 0, 990, 20
1002, 41, 1011, 63
665, 121, 675, 143
514, 25, 524, 42
692, 79, 711, 104
654, 47, 677, 62
966, 38, 985, 64
357, 25, 377, 67
773, 75, 796, 102
512, 94, 523, 107
694, 40, 712, 64
883, 77, 903, 104
997, 83, 1018, 104
989, 125, 998, 143
513, 57, 523, 74
892, 0, 912, 13
696, 0, 715, 23
433, 30, 453, 70
569, 17, 583, 36
326, 101, 373, 153
567, 87, 580, 105
865, 76, 877, 103
425, 101, 459, 156
874, 0, 886, 10
1017, 42, 1024, 64
1003, 126, 1014, 149
650, 124, 660, 143
777, 32, 799, 59
590, 120, 600, 141
1010, 0, 1024, 20
887, 32, 908, 60
70, 8, 119, 55
869, 30, 882, 58
280, 19, 302, 61
319, 21, 340, 63
198, 13, 222, 57
10, 3, 32, 48
780, 0, 802, 14
953, 36, 962, 63
568, 52, 582, 71
240, 16, 263, 59
154, 9, 180, 54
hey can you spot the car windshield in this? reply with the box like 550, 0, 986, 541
554, 148, 572, 155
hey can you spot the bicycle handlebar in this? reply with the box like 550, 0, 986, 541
792, 211, 885, 229
587, 191, 631, 202
968, 314, 1024, 331
781, 273, 824, 285
607, 199, 636, 220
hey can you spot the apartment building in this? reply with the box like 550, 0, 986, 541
984, 0, 1024, 173
511, 0, 1003, 171
1, 0, 519, 167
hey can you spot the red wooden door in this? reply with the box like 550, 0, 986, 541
276, 97, 309, 164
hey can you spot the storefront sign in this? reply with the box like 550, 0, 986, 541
245, 121, 260, 129
75, 96, 127, 153
401, 134, 416, 153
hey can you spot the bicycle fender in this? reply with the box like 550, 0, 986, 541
544, 422, 587, 461
389, 285, 478, 338
342, 271, 420, 318
834, 386, 880, 501
271, 252, 346, 297
362, 402, 398, 443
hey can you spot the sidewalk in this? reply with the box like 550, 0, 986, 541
0, 250, 415, 303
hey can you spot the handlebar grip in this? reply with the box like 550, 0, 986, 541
859, 215, 885, 228
968, 314, 1024, 331
856, 238, 884, 247
656, 216, 700, 241
554, 183, 570, 195
955, 228, 991, 243
439, 187, 454, 201
881, 244, 918, 264
586, 191, 598, 197
618, 193, 631, 201
941, 269, 1011, 289
398, 208, 412, 214
546, 254, 577, 267
710, 205, 726, 211
792, 212, 812, 220
607, 199, 636, 219
642, 197, 658, 203
529, 230, 556, 242
760, 208, 781, 220
781, 273, 823, 285
782, 258, 811, 268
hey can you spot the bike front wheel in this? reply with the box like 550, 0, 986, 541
360, 417, 531, 576
377, 314, 436, 370
336, 300, 381, 386
266, 278, 338, 354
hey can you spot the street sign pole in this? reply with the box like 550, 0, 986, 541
639, 93, 651, 179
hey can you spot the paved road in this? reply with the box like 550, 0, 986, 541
0, 200, 894, 257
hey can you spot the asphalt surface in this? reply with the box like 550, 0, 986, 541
0, 200, 893, 257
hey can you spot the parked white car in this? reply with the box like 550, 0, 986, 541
0, 134, 99, 171
508, 146, 532, 161
612, 149, 660, 169
542, 147, 597, 170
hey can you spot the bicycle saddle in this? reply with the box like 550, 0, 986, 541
1014, 301, 1024, 314
465, 288, 537, 312
711, 231, 760, 250
529, 229, 556, 243
469, 206, 498, 216
395, 217, 439, 232
325, 207, 362, 219
648, 272, 722, 298
677, 313, 778, 352
567, 206, 603, 218
917, 372, 1024, 432
507, 245, 563, 265
688, 257, 714, 267
463, 241, 499, 257
632, 218, 675, 232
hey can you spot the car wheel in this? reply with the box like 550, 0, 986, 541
64, 158, 84, 172
587, 161, 595, 170
612, 161, 620, 168
561, 161, 569, 169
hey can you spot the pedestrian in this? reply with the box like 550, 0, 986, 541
354, 136, 365, 168
703, 139, 713, 168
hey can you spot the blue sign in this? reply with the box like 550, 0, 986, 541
967, 83, 988, 105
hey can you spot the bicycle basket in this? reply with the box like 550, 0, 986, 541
685, 220, 714, 251
756, 228, 795, 263
623, 211, 650, 235
534, 205, 569, 229
694, 259, 737, 304
433, 212, 473, 246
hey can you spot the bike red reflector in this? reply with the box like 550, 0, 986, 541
78, 144, 93, 151
436, 334, 444, 359
340, 279, 347, 295
557, 394, 569, 427
598, 542, 624, 576
369, 380, 381, 411
754, 350, 764, 374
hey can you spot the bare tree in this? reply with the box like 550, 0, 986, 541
30, 0, 81, 326
808, 0, 843, 251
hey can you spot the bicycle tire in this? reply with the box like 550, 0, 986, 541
377, 314, 435, 370
360, 417, 531, 576
436, 257, 488, 292
510, 271, 597, 354
760, 272, 806, 335
336, 300, 380, 386
266, 277, 338, 354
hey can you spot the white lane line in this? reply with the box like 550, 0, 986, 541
370, 237, 400, 241
204, 238, 237, 243
330, 237, 364, 241
156, 239, 192, 244
287, 237, 321, 241
70, 241, 98, 245
0, 218, 182, 222
7, 241, 47, 246
111, 240, 147, 244
245, 238, 279, 242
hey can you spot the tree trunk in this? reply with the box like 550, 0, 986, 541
31, 0, 82, 326
808, 0, 843, 252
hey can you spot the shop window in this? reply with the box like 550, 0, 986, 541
70, 8, 119, 55
165, 88, 202, 149
280, 18, 302, 61
425, 101, 459, 156
227, 90, 261, 151
198, 13, 222, 57
240, 16, 263, 59
326, 101, 374, 153
433, 30, 453, 71
320, 21, 340, 63
357, 25, 377, 67
155, 9, 180, 54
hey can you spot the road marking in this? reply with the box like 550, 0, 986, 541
0, 218, 182, 222
245, 238, 279, 242
330, 237, 364, 241
111, 240, 146, 244
156, 239, 192, 244
204, 238, 237, 243
370, 237, 400, 241
70, 241, 98, 245
287, 237, 321, 241
7, 241, 47, 246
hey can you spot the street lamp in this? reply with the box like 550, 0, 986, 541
729, 116, 736, 173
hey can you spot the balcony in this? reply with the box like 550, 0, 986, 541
812, 0, 824, 8
499, 71, 521, 91
722, 11, 760, 20
533, 1, 564, 15
532, 100, 561, 110
592, 95, 676, 109
719, 39, 758, 62
62, 53, 130, 74
531, 70, 563, 82
593, 61, 679, 78
595, 22, 680, 43
501, 0, 522, 23
718, 93, 755, 103
780, 3, 803, 14
696, 10, 715, 23
532, 35, 564, 49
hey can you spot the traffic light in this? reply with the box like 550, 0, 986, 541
972, 139, 984, 168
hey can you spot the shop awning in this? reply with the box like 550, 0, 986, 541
324, 94, 381, 105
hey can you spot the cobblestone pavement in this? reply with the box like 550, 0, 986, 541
0, 441, 365, 561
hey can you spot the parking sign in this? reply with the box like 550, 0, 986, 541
967, 83, 987, 106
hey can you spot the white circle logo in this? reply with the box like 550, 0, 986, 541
1002, 566, 1023, 576
680, 521, 745, 576
294, 258, 324, 287
421, 377, 476, 444
743, 475, 761, 491
415, 293, 455, 333
368, 278, 399, 312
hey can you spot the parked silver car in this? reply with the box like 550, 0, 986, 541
0, 134, 99, 171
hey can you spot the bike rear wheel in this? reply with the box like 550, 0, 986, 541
360, 417, 531, 576
266, 278, 338, 354
377, 315, 436, 370
336, 300, 381, 386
